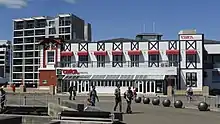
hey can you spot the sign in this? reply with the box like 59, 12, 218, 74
62, 69, 80, 75
180, 35, 203, 40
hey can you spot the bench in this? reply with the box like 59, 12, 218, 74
61, 100, 84, 112
60, 110, 123, 122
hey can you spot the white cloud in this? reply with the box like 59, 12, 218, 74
0, 0, 28, 8
0, 0, 78, 9
63, 0, 77, 4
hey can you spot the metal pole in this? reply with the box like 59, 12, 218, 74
23, 96, 26, 105
57, 97, 60, 105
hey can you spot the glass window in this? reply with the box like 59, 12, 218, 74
168, 55, 178, 66
186, 72, 197, 87
97, 55, 105, 67
47, 51, 55, 63
149, 55, 158, 61
186, 55, 196, 62
130, 55, 139, 67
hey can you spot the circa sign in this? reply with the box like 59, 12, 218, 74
62, 69, 80, 74
180, 35, 203, 40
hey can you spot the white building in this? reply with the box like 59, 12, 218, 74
0, 40, 11, 84
37, 30, 220, 95
12, 14, 92, 86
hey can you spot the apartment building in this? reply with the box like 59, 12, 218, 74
0, 40, 11, 84
12, 13, 92, 86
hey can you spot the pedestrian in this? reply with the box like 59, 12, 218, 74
12, 83, 15, 94
133, 87, 137, 99
72, 86, 76, 100
124, 87, 133, 114
186, 85, 193, 102
89, 86, 99, 106
0, 86, 6, 110
113, 84, 122, 112
68, 85, 73, 100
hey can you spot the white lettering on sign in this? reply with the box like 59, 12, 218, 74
179, 35, 203, 40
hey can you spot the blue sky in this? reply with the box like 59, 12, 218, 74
0, 0, 219, 41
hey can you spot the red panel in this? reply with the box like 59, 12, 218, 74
78, 51, 89, 56
112, 51, 123, 56
94, 51, 107, 56
61, 51, 73, 56
186, 50, 197, 55
128, 50, 141, 55
148, 50, 160, 55
166, 50, 179, 55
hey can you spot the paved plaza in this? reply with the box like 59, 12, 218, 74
4, 93, 220, 124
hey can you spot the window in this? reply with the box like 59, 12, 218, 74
112, 55, 123, 67
49, 28, 56, 34
97, 55, 105, 67
61, 56, 71, 67
168, 55, 178, 66
186, 72, 197, 87
47, 51, 55, 63
130, 55, 139, 67
212, 71, 220, 83
78, 55, 88, 67
148, 55, 159, 67
186, 55, 196, 62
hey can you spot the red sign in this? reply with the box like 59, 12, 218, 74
181, 36, 194, 40
62, 69, 80, 74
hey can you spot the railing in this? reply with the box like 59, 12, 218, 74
56, 61, 179, 68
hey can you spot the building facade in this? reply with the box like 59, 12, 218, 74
0, 40, 11, 84
12, 14, 92, 86
37, 31, 216, 95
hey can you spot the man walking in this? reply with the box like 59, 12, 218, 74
114, 84, 122, 112
0, 86, 6, 110
72, 85, 76, 100
89, 86, 99, 106
68, 85, 73, 100
124, 87, 133, 114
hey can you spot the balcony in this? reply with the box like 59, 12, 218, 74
56, 61, 179, 68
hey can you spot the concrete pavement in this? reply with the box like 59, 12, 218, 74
4, 93, 220, 124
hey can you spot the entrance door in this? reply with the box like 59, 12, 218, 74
146, 81, 156, 94
78, 80, 90, 93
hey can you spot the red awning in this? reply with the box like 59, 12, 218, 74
112, 51, 123, 56
60, 51, 73, 56
148, 50, 160, 55
94, 51, 107, 56
186, 50, 197, 55
128, 50, 141, 55
78, 51, 89, 56
166, 50, 179, 55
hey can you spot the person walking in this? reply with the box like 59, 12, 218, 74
186, 85, 193, 102
0, 86, 6, 110
113, 84, 122, 112
68, 85, 73, 100
72, 85, 76, 100
124, 87, 133, 114
89, 86, 99, 106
